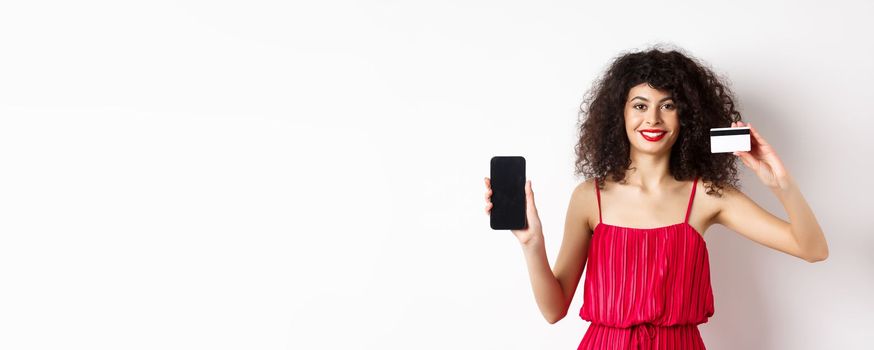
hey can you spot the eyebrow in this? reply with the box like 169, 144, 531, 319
630, 96, 674, 102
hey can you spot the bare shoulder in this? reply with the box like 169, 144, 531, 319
572, 177, 597, 196
697, 179, 744, 203
695, 179, 743, 228
569, 178, 598, 233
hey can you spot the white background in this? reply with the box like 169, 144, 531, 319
1, 1, 872, 349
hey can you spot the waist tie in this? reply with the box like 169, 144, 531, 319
630, 323, 657, 350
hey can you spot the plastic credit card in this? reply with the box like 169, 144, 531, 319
710, 126, 750, 153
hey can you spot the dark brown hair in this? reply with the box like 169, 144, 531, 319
574, 45, 742, 196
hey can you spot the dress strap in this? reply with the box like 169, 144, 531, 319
594, 178, 602, 224
684, 176, 699, 224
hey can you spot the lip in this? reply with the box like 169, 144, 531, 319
639, 129, 667, 142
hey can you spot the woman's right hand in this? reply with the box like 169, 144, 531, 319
484, 177, 544, 246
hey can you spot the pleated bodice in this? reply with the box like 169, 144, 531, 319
577, 177, 714, 349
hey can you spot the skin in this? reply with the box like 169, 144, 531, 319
483, 82, 830, 324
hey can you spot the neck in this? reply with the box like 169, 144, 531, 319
625, 149, 673, 191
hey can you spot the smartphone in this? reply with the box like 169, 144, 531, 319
490, 156, 527, 230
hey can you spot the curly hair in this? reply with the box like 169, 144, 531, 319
574, 45, 743, 197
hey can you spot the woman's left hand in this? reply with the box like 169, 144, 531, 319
732, 121, 792, 190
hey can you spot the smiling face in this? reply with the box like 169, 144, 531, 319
624, 82, 680, 156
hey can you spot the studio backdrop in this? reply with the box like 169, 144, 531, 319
0, 1, 872, 349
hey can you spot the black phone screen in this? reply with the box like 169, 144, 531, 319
490, 156, 526, 230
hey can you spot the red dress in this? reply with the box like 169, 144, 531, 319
578, 177, 714, 349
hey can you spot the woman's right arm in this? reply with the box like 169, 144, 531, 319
486, 179, 594, 323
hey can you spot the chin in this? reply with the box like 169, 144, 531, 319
633, 146, 671, 156
630, 140, 676, 155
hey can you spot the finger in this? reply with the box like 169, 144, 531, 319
747, 123, 770, 147
485, 189, 492, 201
735, 150, 751, 160
740, 122, 763, 152
736, 151, 758, 170
526, 180, 537, 212
747, 123, 762, 145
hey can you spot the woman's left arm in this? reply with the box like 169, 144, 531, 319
715, 121, 829, 262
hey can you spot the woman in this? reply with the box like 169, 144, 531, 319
483, 47, 829, 349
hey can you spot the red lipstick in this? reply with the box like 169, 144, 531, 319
639, 129, 667, 142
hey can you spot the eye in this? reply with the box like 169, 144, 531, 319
633, 104, 646, 110
662, 103, 675, 110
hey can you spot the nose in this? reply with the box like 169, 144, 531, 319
644, 112, 662, 126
